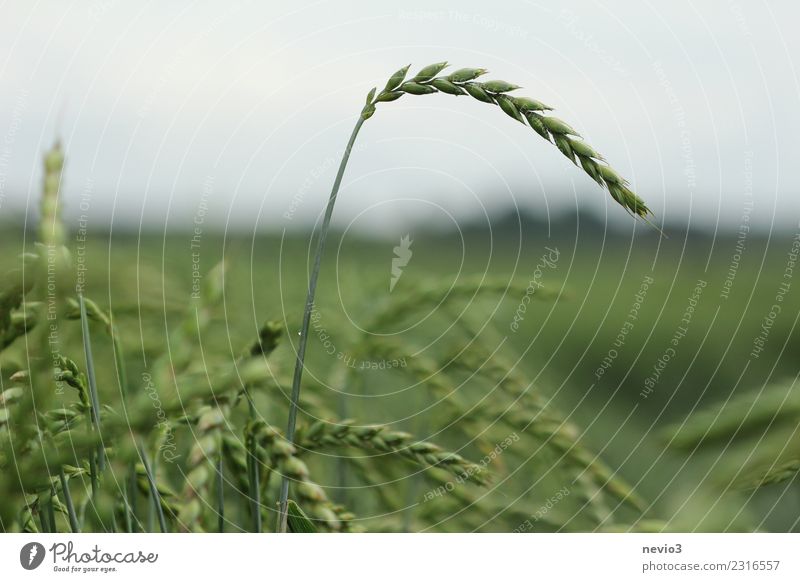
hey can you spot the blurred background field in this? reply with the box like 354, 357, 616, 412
3, 208, 797, 531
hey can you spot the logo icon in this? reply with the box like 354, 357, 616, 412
20, 542, 46, 570
390, 234, 413, 292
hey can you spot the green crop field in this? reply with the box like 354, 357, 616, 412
3, 199, 797, 532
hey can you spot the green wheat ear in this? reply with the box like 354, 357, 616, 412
374, 62, 650, 218
277, 61, 654, 531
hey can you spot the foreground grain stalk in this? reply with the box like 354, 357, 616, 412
277, 61, 652, 531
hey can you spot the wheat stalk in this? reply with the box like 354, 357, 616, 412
368, 277, 560, 329
175, 321, 285, 532
248, 421, 346, 531
137, 443, 168, 532
64, 296, 138, 530
0, 256, 38, 351
78, 295, 105, 475
298, 419, 489, 485
176, 406, 227, 531
453, 339, 645, 513
279, 60, 651, 530
58, 468, 80, 532
736, 460, 800, 490
39, 142, 66, 249
665, 379, 800, 450
376, 62, 650, 217
65, 296, 129, 400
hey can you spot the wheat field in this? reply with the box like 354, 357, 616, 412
1, 59, 799, 534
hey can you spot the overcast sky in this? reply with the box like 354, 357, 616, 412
1, 0, 798, 236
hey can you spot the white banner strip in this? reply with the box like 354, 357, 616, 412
1, 533, 797, 581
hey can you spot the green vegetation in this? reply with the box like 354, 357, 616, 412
278, 62, 651, 530
1, 64, 798, 531
3, 210, 797, 531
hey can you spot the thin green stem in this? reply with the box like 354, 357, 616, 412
46, 484, 57, 533
122, 482, 133, 533
128, 464, 139, 532
89, 451, 98, 500
38, 506, 48, 533
138, 442, 167, 533
245, 390, 261, 532
246, 451, 258, 531
110, 321, 128, 400
216, 456, 225, 533
108, 314, 136, 532
278, 113, 367, 532
147, 490, 155, 533
79, 294, 105, 472
59, 469, 80, 532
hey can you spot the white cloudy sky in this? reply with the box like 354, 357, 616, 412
0, 0, 798, 235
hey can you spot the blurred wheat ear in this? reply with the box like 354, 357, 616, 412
277, 61, 653, 531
